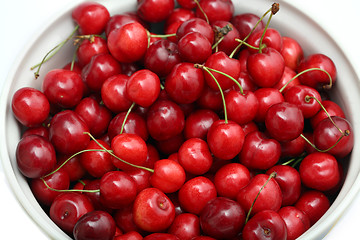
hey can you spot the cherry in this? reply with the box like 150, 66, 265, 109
313, 116, 354, 158
280, 135, 306, 158
107, 21, 148, 63
126, 69, 161, 108
168, 213, 201, 240
150, 159, 186, 193
214, 163, 250, 200
100, 171, 138, 209
114, 231, 143, 240
133, 188, 175, 232
63, 61, 83, 75
280, 36, 304, 71
253, 87, 284, 122
231, 13, 265, 40
266, 165, 301, 206
49, 192, 94, 234
295, 190, 330, 226
239, 131, 281, 170
72, 2, 110, 35
247, 47, 285, 88
241, 121, 259, 136
73, 210, 116, 240
82, 180, 106, 211
105, 12, 147, 37
146, 99, 185, 141
196, 84, 223, 112
144, 39, 182, 77
42, 69, 84, 108
30, 168, 70, 206
165, 62, 205, 104
111, 133, 148, 171
127, 168, 152, 193
137, 0, 175, 23
114, 205, 145, 234
178, 176, 217, 215
16, 135, 56, 179
56, 154, 86, 182
236, 71, 258, 92
212, 21, 240, 55
80, 139, 116, 178
278, 206, 310, 240
247, 28, 283, 53
273, 66, 299, 94
49, 110, 90, 155
183, 109, 219, 140
237, 48, 251, 72
155, 133, 185, 155
11, 87, 50, 127
297, 53, 337, 89
165, 21, 183, 43
200, 197, 245, 239
178, 32, 213, 63
165, 7, 195, 28
144, 233, 180, 240
237, 173, 282, 216
299, 152, 341, 192
207, 120, 245, 160
195, 0, 234, 24
22, 125, 49, 140
176, 0, 197, 9
176, 18, 214, 44
242, 210, 287, 240
76, 36, 109, 67
310, 100, 345, 129
178, 138, 213, 175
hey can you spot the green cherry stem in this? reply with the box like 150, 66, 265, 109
120, 102, 136, 135
258, 3, 280, 54
300, 133, 348, 153
40, 178, 100, 193
194, 0, 209, 24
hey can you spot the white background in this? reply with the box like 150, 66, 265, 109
0, 0, 359, 239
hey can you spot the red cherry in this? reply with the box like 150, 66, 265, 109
126, 69, 161, 108
165, 7, 195, 28
184, 109, 219, 140
178, 32, 213, 63
231, 13, 265, 40
176, 0, 197, 9
76, 36, 109, 67
143, 233, 180, 240
133, 188, 175, 232
168, 213, 200, 240
278, 206, 310, 240
22, 125, 49, 140
196, 84, 223, 112
105, 12, 147, 37
137, 0, 175, 23
176, 18, 214, 44
225, 90, 259, 125
212, 21, 240, 55
56, 154, 86, 182
11, 87, 50, 127
310, 100, 345, 129
114, 231, 143, 240
126, 168, 152, 194
280, 36, 304, 71
280, 135, 306, 158
247, 28, 283, 53
236, 71, 258, 92
16, 135, 56, 179
273, 66, 299, 94
195, 0, 234, 23
155, 133, 185, 156
114, 205, 145, 234
253, 87, 284, 122
72, 2, 110, 35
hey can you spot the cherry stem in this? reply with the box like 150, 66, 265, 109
120, 102, 136, 135
40, 178, 100, 193
281, 156, 305, 168
194, 0, 209, 24
84, 132, 154, 173
300, 132, 349, 153
245, 172, 277, 224
31, 25, 79, 79
195, 64, 228, 124
234, 39, 260, 51
258, 4, 280, 54
279, 68, 333, 93
70, 45, 78, 71
73, 34, 105, 45
212, 24, 233, 52
149, 33, 177, 39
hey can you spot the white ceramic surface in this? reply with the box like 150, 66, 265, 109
1, 0, 360, 239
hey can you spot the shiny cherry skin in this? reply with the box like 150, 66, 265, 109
178, 138, 213, 175
105, 12, 147, 37
203, 51, 241, 91
178, 176, 217, 215
165, 62, 205, 104
237, 173, 282, 215
313, 116, 354, 158
133, 188, 175, 232
278, 206, 310, 240
239, 130, 281, 170
155, 133, 185, 155
207, 120, 245, 160
214, 163, 250, 200
101, 74, 132, 113
168, 213, 200, 240
295, 190, 330, 226
21, 125, 49, 140
80, 139, 116, 178
126, 69, 161, 108
242, 210, 287, 240
75, 97, 112, 137
247, 47, 285, 88
254, 87, 284, 122
144, 39, 181, 77
265, 102, 304, 142
212, 20, 240, 55
280, 36, 304, 71
299, 152, 340, 192
72, 2, 110, 35
176, 0, 197, 9
82, 53, 122, 92
184, 109, 219, 140
280, 135, 306, 158
247, 28, 283, 53
76, 36, 109, 67
11, 87, 50, 127
73, 210, 116, 240
310, 100, 345, 129
165, 7, 195, 28
273, 66, 299, 94
195, 0, 234, 23
176, 18, 214, 44
50, 192, 94, 234
297, 53, 337, 89
42, 69, 84, 108
241, 121, 259, 136
56, 154, 86, 182
225, 90, 259, 125
196, 85, 223, 112
150, 159, 186, 193
127, 168, 152, 193
114, 231, 143, 240
236, 71, 258, 92
100, 171, 138, 209
114, 205, 145, 234
16, 135, 56, 179
111, 133, 148, 171
107, 21, 148, 63
200, 197, 245, 239
266, 165, 301, 206
146, 99, 185, 141
231, 13, 265, 40
49, 110, 90, 155
178, 32, 213, 63
137, 0, 175, 23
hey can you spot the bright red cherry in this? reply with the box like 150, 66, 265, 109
195, 0, 234, 23
247, 28, 283, 53
176, 18, 214, 44
280, 36, 304, 71
225, 90, 259, 125
184, 109, 219, 140
254, 87, 284, 122
231, 13, 265, 40
310, 100, 345, 129
137, 0, 175, 23
178, 32, 213, 63
278, 206, 310, 240
168, 213, 200, 240
76, 36, 109, 67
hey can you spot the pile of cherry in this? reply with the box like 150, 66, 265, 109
11, 0, 355, 239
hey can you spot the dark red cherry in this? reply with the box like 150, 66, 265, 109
178, 32, 213, 63
231, 13, 265, 40
168, 213, 201, 240
195, 0, 234, 23
254, 87, 284, 122
137, 0, 175, 23
310, 100, 345, 129
176, 18, 214, 44
212, 20, 240, 55
107, 112, 148, 141
278, 206, 310, 240
165, 7, 195, 28
105, 12, 147, 37
184, 109, 219, 140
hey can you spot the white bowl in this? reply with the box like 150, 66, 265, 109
1, 0, 360, 239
